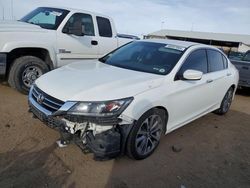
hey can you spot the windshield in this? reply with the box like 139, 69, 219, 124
20, 7, 69, 30
99, 41, 185, 75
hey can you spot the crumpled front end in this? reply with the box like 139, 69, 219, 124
28, 85, 135, 160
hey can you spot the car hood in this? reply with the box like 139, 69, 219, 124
0, 20, 44, 32
35, 60, 165, 102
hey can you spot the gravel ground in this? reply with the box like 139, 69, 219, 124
0, 81, 250, 188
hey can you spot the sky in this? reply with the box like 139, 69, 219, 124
0, 0, 249, 37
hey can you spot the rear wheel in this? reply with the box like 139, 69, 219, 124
8, 56, 49, 94
214, 87, 234, 115
126, 109, 166, 160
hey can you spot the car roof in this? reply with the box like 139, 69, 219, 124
141, 39, 201, 48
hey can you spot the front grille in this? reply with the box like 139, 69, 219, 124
32, 86, 64, 112
29, 102, 65, 129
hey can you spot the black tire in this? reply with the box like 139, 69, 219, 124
214, 87, 234, 115
126, 108, 166, 160
8, 56, 49, 94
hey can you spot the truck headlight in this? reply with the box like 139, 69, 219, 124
67, 97, 133, 117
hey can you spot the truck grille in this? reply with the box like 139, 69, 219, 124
32, 86, 64, 112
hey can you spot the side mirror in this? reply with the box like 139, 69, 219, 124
62, 22, 85, 36
183, 69, 203, 80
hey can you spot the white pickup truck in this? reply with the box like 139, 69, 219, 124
0, 7, 135, 93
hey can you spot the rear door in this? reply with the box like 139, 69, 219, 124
206, 49, 231, 106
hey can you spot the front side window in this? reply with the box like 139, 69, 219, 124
207, 50, 225, 72
96, 16, 112, 37
20, 7, 69, 30
63, 13, 95, 36
99, 42, 184, 75
178, 49, 208, 75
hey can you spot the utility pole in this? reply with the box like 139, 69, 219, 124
161, 19, 167, 30
11, 0, 13, 20
191, 22, 194, 31
161, 21, 164, 30
0, 2, 4, 20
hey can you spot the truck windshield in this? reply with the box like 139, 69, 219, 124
99, 41, 185, 75
20, 7, 69, 30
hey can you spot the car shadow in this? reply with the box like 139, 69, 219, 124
105, 110, 250, 188
0, 138, 72, 188
0, 78, 8, 86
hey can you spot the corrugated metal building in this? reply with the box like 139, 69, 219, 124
145, 29, 250, 53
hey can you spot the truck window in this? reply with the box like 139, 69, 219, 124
96, 16, 112, 37
207, 50, 225, 72
64, 13, 95, 36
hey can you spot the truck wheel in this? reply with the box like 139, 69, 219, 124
8, 56, 49, 94
126, 109, 165, 160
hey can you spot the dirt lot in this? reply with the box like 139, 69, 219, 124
0, 81, 250, 188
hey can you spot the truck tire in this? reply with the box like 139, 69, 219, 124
8, 56, 49, 94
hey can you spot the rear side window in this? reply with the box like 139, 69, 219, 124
96, 16, 112, 37
207, 50, 225, 72
179, 49, 208, 75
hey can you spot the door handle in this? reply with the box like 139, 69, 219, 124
206, 79, 213, 83
91, 40, 98, 45
227, 73, 232, 76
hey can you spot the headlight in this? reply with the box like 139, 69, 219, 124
67, 97, 133, 117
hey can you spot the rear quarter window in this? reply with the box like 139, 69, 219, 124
222, 55, 228, 69
96, 16, 112, 37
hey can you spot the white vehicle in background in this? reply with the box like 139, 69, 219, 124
28, 39, 239, 160
0, 7, 135, 93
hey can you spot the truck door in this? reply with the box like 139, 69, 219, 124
56, 13, 99, 67
95, 16, 118, 56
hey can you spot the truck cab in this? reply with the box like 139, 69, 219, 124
0, 7, 134, 93
230, 50, 250, 88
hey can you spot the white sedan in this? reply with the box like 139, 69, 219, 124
28, 39, 239, 160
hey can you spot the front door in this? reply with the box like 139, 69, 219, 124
56, 13, 99, 67
167, 49, 214, 130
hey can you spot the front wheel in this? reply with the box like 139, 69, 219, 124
214, 87, 234, 115
126, 109, 166, 160
8, 56, 49, 94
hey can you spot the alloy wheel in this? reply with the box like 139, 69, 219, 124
135, 115, 163, 156
222, 89, 233, 112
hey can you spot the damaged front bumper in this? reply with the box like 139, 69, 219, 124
28, 87, 135, 160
